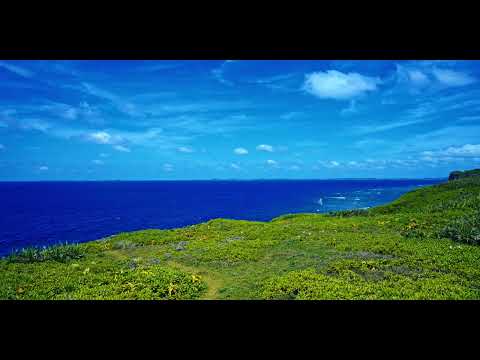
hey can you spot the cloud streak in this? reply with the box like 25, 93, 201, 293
0, 61, 34, 78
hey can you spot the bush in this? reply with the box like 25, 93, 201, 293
7, 243, 85, 263
439, 212, 480, 245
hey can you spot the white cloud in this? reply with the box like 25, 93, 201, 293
396, 65, 430, 88
408, 70, 429, 86
256, 144, 274, 152
88, 131, 129, 146
39, 166, 48, 171
423, 144, 480, 158
92, 159, 104, 165
163, 163, 174, 172
99, 153, 109, 158
432, 68, 475, 87
303, 70, 381, 100
234, 147, 248, 155
230, 163, 241, 170
113, 145, 131, 153
177, 146, 194, 153
396, 63, 476, 91
319, 160, 340, 168
289, 165, 301, 171
316, 158, 423, 170
0, 61, 34, 78
266, 159, 278, 166
89, 131, 112, 144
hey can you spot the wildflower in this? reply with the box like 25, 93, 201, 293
168, 283, 178, 296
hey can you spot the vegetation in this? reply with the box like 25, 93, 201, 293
1, 171, 480, 300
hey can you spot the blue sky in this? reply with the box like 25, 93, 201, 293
0, 59, 479, 180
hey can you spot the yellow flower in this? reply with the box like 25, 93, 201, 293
168, 282, 178, 296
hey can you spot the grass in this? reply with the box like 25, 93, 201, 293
1, 171, 480, 300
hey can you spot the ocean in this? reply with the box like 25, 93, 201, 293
0, 179, 443, 256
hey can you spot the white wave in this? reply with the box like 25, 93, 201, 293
328, 196, 346, 200
317, 198, 323, 206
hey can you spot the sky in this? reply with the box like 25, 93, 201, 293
0, 59, 479, 180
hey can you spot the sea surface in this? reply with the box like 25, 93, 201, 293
0, 179, 443, 256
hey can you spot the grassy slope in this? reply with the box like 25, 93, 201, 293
1, 176, 480, 300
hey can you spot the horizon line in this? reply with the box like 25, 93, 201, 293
0, 177, 447, 183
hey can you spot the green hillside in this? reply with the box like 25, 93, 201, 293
1, 173, 480, 300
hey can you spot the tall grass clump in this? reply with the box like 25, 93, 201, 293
327, 209, 371, 218
7, 243, 85, 263
439, 212, 480, 245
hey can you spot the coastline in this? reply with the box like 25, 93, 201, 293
1, 174, 479, 299
0, 178, 442, 256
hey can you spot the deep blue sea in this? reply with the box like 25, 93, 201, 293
0, 179, 443, 256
